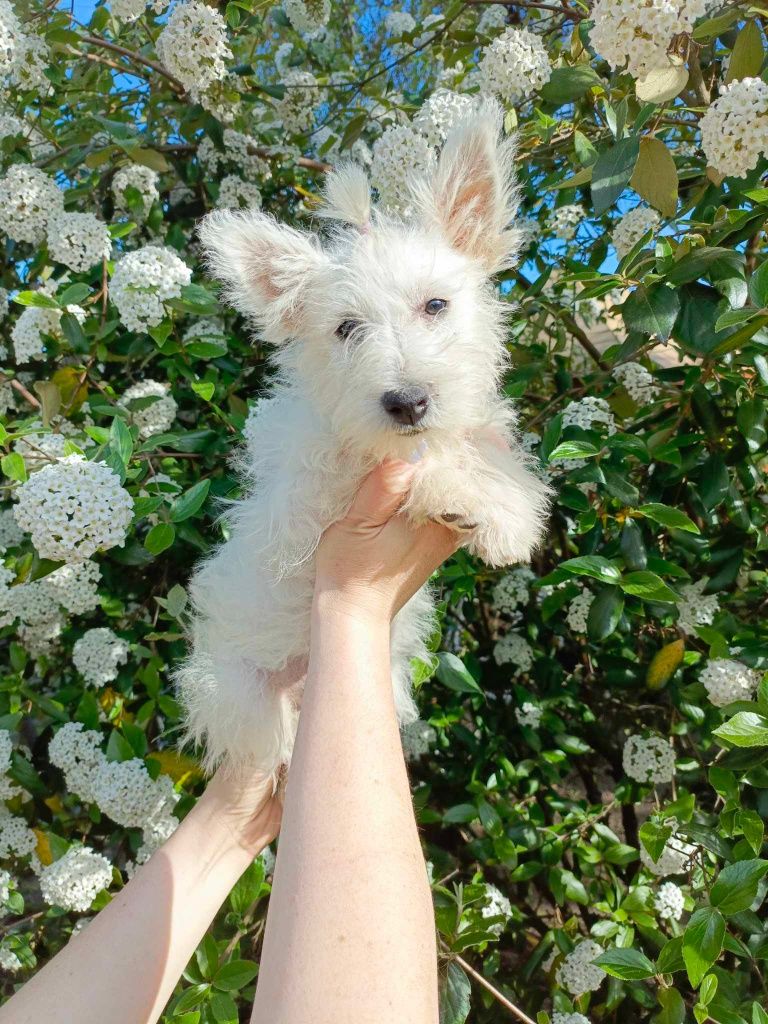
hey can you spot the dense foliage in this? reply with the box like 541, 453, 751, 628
1, 1, 767, 1022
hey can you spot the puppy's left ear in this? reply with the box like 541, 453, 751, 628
410, 100, 522, 274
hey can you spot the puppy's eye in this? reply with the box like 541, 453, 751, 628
336, 319, 361, 340
424, 298, 448, 316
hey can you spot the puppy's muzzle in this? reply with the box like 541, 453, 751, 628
381, 386, 430, 427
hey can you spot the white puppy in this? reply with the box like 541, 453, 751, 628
176, 102, 551, 777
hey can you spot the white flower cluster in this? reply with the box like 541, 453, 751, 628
12, 303, 84, 363
655, 880, 684, 921
677, 578, 719, 635
118, 379, 178, 438
156, 0, 232, 100
477, 26, 551, 103
641, 828, 695, 876
110, 0, 169, 22
516, 702, 542, 728
562, 396, 617, 436
385, 10, 415, 38
494, 632, 534, 672
371, 125, 436, 212
73, 627, 129, 686
0, 729, 20, 799
14, 454, 133, 563
0, 946, 22, 972
217, 174, 262, 210
552, 1014, 591, 1024
700, 77, 768, 178
0, 804, 36, 859
493, 567, 535, 615
401, 719, 436, 760
276, 69, 324, 134
699, 658, 760, 707
111, 245, 191, 333
44, 561, 102, 615
623, 734, 676, 784
0, 866, 11, 904
550, 203, 584, 242
47, 211, 111, 273
0, 164, 63, 245
112, 163, 160, 218
283, 0, 330, 34
612, 206, 661, 259
478, 4, 508, 33
589, 0, 715, 79
38, 846, 113, 913
0, 508, 24, 549
613, 361, 660, 404
274, 41, 294, 75
0, 562, 101, 653
413, 89, 474, 146
0, 0, 49, 93
517, 219, 541, 252
49, 722, 104, 802
566, 589, 593, 633
481, 884, 512, 936
0, 111, 22, 140
556, 940, 606, 997
183, 318, 227, 349
13, 414, 93, 471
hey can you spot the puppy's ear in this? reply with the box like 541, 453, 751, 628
316, 162, 371, 229
410, 100, 522, 274
198, 209, 329, 342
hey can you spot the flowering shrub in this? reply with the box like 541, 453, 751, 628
1, 2, 767, 1023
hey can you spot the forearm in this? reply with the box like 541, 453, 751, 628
251, 598, 438, 1024
2, 791, 256, 1024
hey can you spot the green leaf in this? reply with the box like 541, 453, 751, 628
710, 859, 768, 915
209, 991, 238, 1024
683, 907, 725, 987
738, 810, 764, 856
622, 284, 680, 342
586, 586, 624, 640
105, 729, 135, 762
169, 479, 211, 523
636, 503, 700, 534
109, 415, 134, 467
630, 137, 678, 217
593, 947, 656, 980
654, 987, 686, 1024
435, 653, 484, 696
13, 290, 60, 309
229, 857, 265, 914
713, 712, 768, 748
635, 59, 688, 104
192, 381, 216, 401
2, 452, 28, 482
591, 136, 640, 214
144, 523, 176, 555
736, 397, 767, 453
540, 65, 603, 104
439, 961, 471, 1024
619, 571, 678, 602
699, 973, 718, 1007
548, 440, 600, 461
559, 555, 621, 584
166, 584, 188, 619
724, 19, 765, 84
656, 936, 685, 974
639, 820, 673, 862
58, 283, 92, 306
212, 959, 259, 992
748, 259, 768, 307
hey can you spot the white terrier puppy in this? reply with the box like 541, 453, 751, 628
177, 103, 551, 777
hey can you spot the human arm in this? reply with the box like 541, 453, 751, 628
0, 770, 281, 1024
250, 457, 458, 1024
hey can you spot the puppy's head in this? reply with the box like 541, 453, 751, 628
199, 100, 523, 457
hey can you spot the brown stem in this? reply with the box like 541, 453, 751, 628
78, 33, 186, 94
450, 951, 536, 1024
4, 377, 42, 410
463, 0, 585, 18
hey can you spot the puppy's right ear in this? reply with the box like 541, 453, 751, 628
198, 209, 330, 343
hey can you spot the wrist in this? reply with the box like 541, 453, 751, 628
312, 584, 393, 629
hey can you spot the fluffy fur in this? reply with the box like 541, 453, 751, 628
177, 102, 552, 777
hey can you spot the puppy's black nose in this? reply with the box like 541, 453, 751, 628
381, 387, 430, 426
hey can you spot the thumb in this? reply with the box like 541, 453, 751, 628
346, 458, 416, 528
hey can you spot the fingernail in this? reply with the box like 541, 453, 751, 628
408, 440, 428, 464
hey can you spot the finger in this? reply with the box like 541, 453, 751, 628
345, 458, 416, 529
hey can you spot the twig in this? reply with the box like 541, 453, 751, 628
450, 951, 537, 1024
463, 0, 585, 18
4, 377, 42, 410
78, 33, 186, 94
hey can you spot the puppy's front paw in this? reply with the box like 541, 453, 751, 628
433, 512, 479, 532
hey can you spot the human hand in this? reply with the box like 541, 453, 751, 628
314, 456, 459, 624
198, 765, 283, 858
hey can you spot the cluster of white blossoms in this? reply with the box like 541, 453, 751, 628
641, 828, 696, 876
44, 561, 101, 615
371, 125, 436, 211
220, 129, 271, 180
11, 302, 85, 363
14, 455, 133, 563
699, 657, 761, 707
276, 69, 325, 134
481, 884, 512, 936
612, 206, 661, 260
0, 866, 11, 903
0, 729, 20, 800
556, 940, 606, 997
552, 1014, 590, 1024
566, 589, 593, 633
13, 415, 92, 471
494, 631, 534, 672
183, 317, 227, 350
612, 361, 660, 404
700, 77, 768, 178
385, 9, 415, 38
156, 0, 232, 100
47, 211, 111, 273
401, 719, 436, 761
111, 246, 191, 333
0, 507, 24, 549
550, 203, 584, 242
562, 396, 618, 436
38, 846, 113, 913
477, 3, 508, 33
477, 26, 551, 103
0, 562, 101, 654
493, 567, 535, 615
217, 174, 262, 210
49, 722, 104, 803
0, 164, 63, 245
589, 0, 715, 79
283, 0, 330, 34
623, 734, 676, 784
0, 946, 22, 972
655, 880, 685, 921
0, 803, 36, 859
516, 701, 542, 729
110, 0, 168, 21
412, 89, 474, 146
112, 163, 160, 218
0, 0, 50, 93
72, 628, 130, 687
677, 578, 719, 635
274, 41, 294, 75
117, 379, 178, 439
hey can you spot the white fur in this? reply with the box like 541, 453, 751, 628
177, 101, 552, 777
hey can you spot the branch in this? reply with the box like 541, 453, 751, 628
78, 34, 186, 94
1, 377, 42, 410
462, 0, 586, 20
450, 951, 537, 1024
